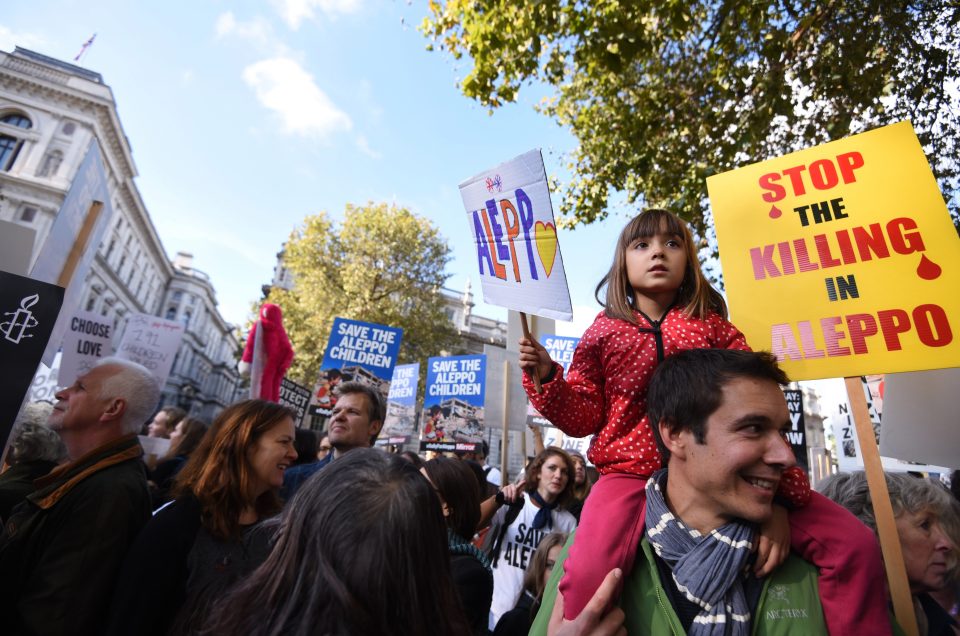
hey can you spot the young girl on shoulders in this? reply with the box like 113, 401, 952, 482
519, 208, 890, 634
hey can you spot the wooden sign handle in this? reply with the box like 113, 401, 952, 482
501, 359, 510, 482
57, 201, 103, 288
519, 311, 543, 394
844, 376, 918, 636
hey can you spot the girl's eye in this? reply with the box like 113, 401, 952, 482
667, 240, 681, 248
634, 241, 648, 249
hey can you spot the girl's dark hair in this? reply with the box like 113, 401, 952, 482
172, 400, 295, 541
202, 449, 470, 636
164, 417, 208, 461
522, 532, 568, 600
423, 457, 482, 539
595, 208, 727, 323
524, 447, 576, 507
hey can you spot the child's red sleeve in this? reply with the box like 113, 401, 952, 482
777, 465, 812, 508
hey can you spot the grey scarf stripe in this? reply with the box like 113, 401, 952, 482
644, 469, 755, 636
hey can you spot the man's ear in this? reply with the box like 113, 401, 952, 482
101, 397, 127, 424
369, 419, 384, 438
658, 418, 689, 460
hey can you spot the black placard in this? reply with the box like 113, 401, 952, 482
783, 389, 809, 472
279, 377, 312, 426
0, 271, 65, 452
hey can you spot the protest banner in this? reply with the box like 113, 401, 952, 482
708, 121, 960, 633
783, 389, 809, 472
880, 368, 960, 469
0, 219, 36, 275
420, 354, 486, 452
116, 313, 185, 388
526, 334, 581, 426
59, 310, 114, 388
460, 150, 574, 392
278, 378, 312, 427
309, 317, 403, 418
708, 121, 959, 380
29, 142, 114, 366
380, 363, 420, 445
834, 376, 949, 474
27, 352, 61, 403
0, 271, 65, 455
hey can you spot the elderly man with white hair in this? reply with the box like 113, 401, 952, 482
0, 357, 159, 636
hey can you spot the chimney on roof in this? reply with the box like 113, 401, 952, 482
173, 251, 194, 270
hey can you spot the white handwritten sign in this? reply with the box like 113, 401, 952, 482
116, 313, 184, 388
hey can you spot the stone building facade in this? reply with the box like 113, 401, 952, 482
1, 47, 242, 418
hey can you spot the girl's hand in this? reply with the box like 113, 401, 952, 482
754, 504, 790, 577
518, 337, 553, 382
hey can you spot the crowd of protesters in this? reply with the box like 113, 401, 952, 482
1, 351, 958, 635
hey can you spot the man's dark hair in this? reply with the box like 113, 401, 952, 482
334, 381, 385, 445
648, 349, 789, 460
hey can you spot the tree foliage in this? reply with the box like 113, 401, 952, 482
266, 202, 460, 386
422, 1, 960, 235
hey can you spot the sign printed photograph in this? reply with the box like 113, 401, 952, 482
420, 354, 486, 452
380, 362, 420, 445
310, 317, 403, 417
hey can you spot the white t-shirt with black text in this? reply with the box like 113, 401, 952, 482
488, 497, 577, 630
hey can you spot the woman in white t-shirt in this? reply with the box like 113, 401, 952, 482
484, 447, 578, 630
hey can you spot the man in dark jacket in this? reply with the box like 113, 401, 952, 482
0, 357, 159, 636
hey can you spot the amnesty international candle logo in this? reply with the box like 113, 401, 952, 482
1, 294, 41, 344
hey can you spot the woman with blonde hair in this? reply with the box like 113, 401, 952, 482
106, 400, 298, 635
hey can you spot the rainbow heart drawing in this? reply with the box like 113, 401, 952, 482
535, 221, 558, 277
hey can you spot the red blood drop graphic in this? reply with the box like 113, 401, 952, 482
769, 205, 782, 219
916, 254, 942, 280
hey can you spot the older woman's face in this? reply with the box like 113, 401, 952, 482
896, 507, 953, 593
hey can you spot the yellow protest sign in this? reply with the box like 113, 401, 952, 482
708, 121, 960, 381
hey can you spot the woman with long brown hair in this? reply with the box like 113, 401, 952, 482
203, 448, 471, 636
106, 400, 297, 636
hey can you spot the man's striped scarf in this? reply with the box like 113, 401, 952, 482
644, 469, 755, 635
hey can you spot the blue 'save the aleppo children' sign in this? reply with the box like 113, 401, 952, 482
527, 334, 581, 426
380, 363, 420, 445
310, 317, 403, 417
459, 149, 573, 321
420, 354, 486, 452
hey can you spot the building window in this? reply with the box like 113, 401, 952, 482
37, 150, 63, 177
62, 122, 76, 136
105, 238, 116, 259
182, 310, 192, 328
0, 113, 32, 172
19, 206, 38, 223
172, 290, 183, 301
86, 295, 97, 311
166, 306, 177, 320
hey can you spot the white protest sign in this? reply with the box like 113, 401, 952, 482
29, 142, 115, 365
27, 352, 62, 403
459, 149, 573, 321
116, 313, 184, 388
833, 376, 949, 474
879, 368, 960, 470
59, 311, 114, 387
